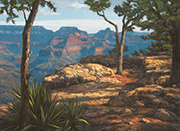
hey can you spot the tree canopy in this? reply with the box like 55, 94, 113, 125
0, 0, 56, 24
133, 0, 179, 55
84, 0, 111, 12
114, 0, 144, 32
132, 0, 180, 85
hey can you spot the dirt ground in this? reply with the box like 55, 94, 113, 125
52, 69, 180, 131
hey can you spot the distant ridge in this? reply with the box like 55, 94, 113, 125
0, 25, 152, 103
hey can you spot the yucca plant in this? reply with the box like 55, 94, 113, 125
0, 81, 88, 131
62, 99, 89, 131
24, 81, 64, 131
0, 81, 64, 131
0, 85, 21, 131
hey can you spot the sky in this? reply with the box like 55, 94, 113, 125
0, 0, 143, 33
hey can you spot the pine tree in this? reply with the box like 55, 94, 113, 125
132, 0, 180, 85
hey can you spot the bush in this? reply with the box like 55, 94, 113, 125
62, 99, 88, 131
0, 81, 88, 131
0, 86, 21, 131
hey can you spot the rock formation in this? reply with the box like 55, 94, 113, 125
43, 63, 114, 89
80, 54, 145, 70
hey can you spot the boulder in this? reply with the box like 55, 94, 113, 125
43, 63, 114, 89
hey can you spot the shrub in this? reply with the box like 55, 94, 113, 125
0, 86, 21, 131
0, 81, 88, 131
62, 99, 89, 131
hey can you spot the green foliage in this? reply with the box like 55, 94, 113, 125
132, 0, 179, 52
84, 0, 111, 12
108, 45, 129, 55
142, 42, 172, 56
132, 41, 172, 56
0, 85, 21, 130
0, 0, 56, 23
61, 99, 89, 131
128, 0, 179, 56
139, 31, 172, 55
25, 81, 63, 131
0, 82, 88, 131
114, 0, 144, 31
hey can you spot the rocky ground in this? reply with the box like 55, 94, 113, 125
1, 54, 179, 131
43, 54, 180, 131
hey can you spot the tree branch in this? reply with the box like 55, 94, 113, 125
22, 10, 27, 22
97, 10, 118, 28
24, 0, 32, 11
122, 15, 126, 25
97, 10, 119, 47
17, 0, 27, 22
97, 11, 104, 17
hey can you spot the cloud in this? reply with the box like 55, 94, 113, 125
52, 0, 87, 10
38, 9, 60, 16
71, 2, 87, 9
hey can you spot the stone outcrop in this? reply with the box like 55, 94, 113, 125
43, 63, 114, 89
80, 55, 145, 70
80, 54, 172, 86
137, 55, 171, 86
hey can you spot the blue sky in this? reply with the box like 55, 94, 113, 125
0, 0, 145, 33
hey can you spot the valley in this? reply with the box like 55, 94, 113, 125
0, 25, 151, 104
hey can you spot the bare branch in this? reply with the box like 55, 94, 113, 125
101, 10, 118, 28
22, 10, 27, 22
97, 11, 104, 17
17, 0, 27, 22
97, 10, 119, 46
122, 15, 126, 25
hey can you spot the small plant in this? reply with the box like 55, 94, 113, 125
0, 85, 21, 131
25, 81, 63, 131
62, 98, 89, 131
0, 81, 88, 131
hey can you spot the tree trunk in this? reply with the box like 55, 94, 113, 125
170, 7, 180, 87
115, 25, 119, 50
117, 27, 126, 75
19, 25, 31, 129
170, 36, 180, 87
19, 0, 41, 129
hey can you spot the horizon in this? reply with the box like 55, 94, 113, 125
0, 0, 151, 33
0, 24, 150, 34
